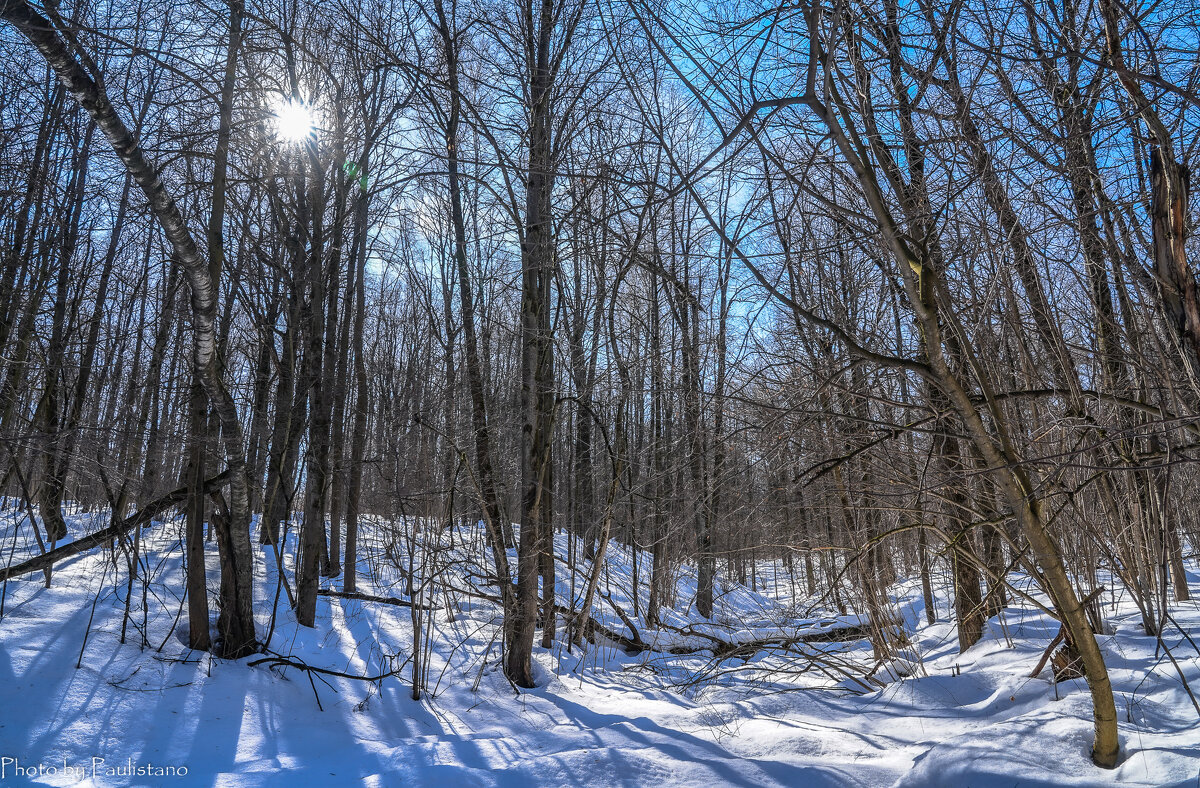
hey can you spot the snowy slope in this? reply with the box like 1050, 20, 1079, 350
0, 512, 1197, 787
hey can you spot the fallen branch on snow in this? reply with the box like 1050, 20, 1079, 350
0, 470, 233, 583
317, 588, 434, 611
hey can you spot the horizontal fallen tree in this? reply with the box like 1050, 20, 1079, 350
652, 618, 871, 658
0, 470, 233, 583
445, 577, 867, 658
317, 588, 434, 611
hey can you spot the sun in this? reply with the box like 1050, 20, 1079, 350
273, 99, 318, 143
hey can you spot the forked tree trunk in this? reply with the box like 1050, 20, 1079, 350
700, 18, 1123, 762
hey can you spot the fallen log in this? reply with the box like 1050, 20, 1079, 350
0, 469, 233, 582
559, 603, 648, 654
654, 618, 869, 656
446, 577, 867, 659
797, 622, 873, 643
317, 588, 434, 611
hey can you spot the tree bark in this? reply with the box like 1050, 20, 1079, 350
1, 0, 257, 658
510, 0, 559, 684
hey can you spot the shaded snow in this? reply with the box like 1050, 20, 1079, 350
0, 511, 1197, 786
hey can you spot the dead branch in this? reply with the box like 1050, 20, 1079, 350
317, 588, 434, 611
0, 470, 233, 583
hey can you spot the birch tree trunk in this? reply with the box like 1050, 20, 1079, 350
1, 0, 257, 659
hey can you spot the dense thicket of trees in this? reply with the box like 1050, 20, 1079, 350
2, 0, 1197, 767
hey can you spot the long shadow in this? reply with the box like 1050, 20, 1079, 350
3, 584, 111, 759
517, 691, 855, 787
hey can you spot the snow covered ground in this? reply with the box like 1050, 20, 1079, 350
0, 511, 1197, 786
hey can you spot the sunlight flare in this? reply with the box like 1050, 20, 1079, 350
273, 98, 318, 143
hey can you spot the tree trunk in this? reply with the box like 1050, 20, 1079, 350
432, 0, 515, 621
1, 0, 257, 658
510, 0, 559, 685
